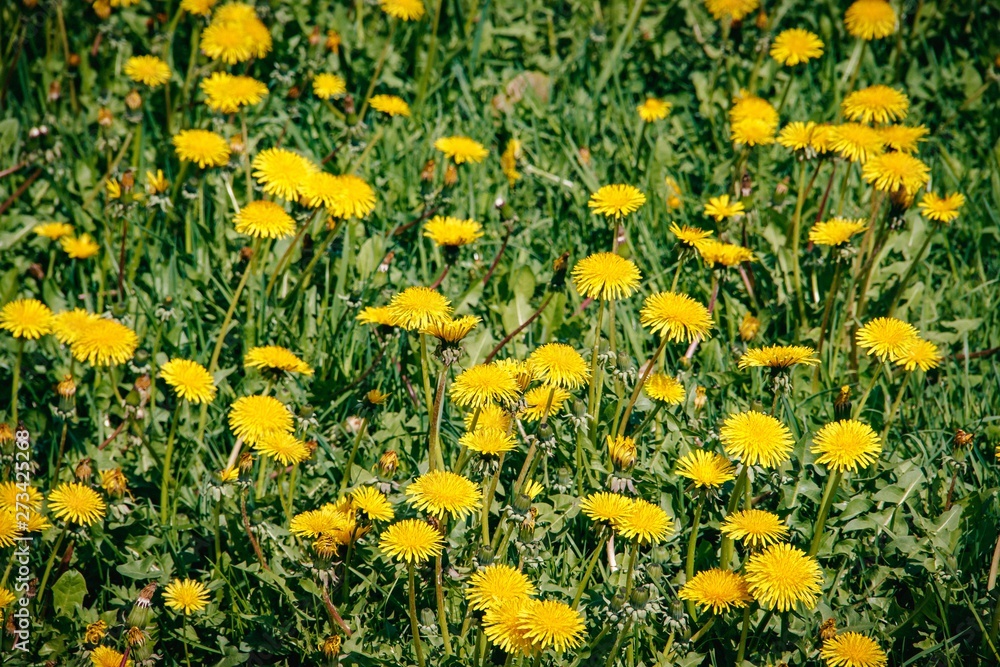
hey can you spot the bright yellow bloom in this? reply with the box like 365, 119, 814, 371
770, 29, 824, 66
606, 435, 637, 469
856, 317, 919, 362
435, 136, 489, 164
843, 85, 909, 124
0, 511, 21, 548
460, 427, 517, 456
697, 239, 755, 267
879, 124, 928, 152
0, 482, 42, 510
527, 343, 590, 389
380, 0, 426, 21
720, 509, 789, 548
861, 151, 929, 195
645, 373, 685, 404
450, 363, 521, 408
388, 287, 451, 330
830, 123, 885, 163
244, 345, 313, 375
820, 632, 888, 667
252, 148, 317, 201
896, 338, 943, 372
163, 578, 210, 615
738, 345, 819, 370
313, 73, 346, 100
228, 395, 294, 445
579, 491, 632, 525
33, 222, 74, 240
70, 318, 139, 366
809, 218, 868, 246
639, 291, 713, 343
588, 184, 646, 218
466, 563, 537, 612
703, 194, 744, 221
520, 385, 570, 422
675, 450, 735, 489
720, 411, 793, 468
918, 192, 965, 223
778, 121, 817, 151
483, 597, 535, 655
678, 569, 751, 614
406, 470, 481, 519
201, 71, 268, 113
370, 94, 411, 117
744, 543, 823, 611
52, 309, 98, 344
351, 486, 395, 522
0, 299, 54, 339
571, 252, 642, 301
614, 498, 673, 544
61, 234, 100, 259
423, 216, 483, 247
48, 482, 107, 526
172, 129, 230, 168
124, 55, 171, 87
181, 0, 216, 15
704, 0, 759, 22
379, 519, 445, 563
421, 315, 480, 342
501, 139, 522, 186
518, 599, 586, 652
91, 646, 130, 667
637, 98, 671, 122
466, 403, 511, 432
146, 169, 169, 194
159, 358, 217, 404
357, 305, 398, 327
201, 3, 272, 64
253, 432, 310, 465
845, 0, 897, 41
669, 222, 712, 250
811, 420, 882, 473
300, 173, 376, 218
731, 117, 776, 146
234, 201, 296, 239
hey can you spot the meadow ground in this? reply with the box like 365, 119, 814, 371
1, 0, 1000, 665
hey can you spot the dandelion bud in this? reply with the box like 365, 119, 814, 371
377, 450, 399, 477
124, 90, 142, 111
229, 136, 246, 155
610, 589, 627, 611
28, 263, 45, 280
420, 159, 436, 182
518, 514, 536, 541
693, 386, 707, 412
74, 458, 93, 481
444, 164, 458, 186
238, 452, 255, 473
475, 545, 494, 566
834, 385, 851, 421
84, 620, 108, 644
68, 53, 80, 68
537, 422, 553, 441
740, 173, 753, 198
646, 562, 663, 583
126, 582, 157, 628
739, 312, 760, 341
98, 108, 113, 127
321, 635, 342, 657
56, 375, 77, 412
630, 586, 651, 607
819, 617, 837, 640
556, 467, 573, 488
287, 85, 301, 99
218, 466, 239, 483
100, 468, 129, 498
607, 435, 636, 472
513, 492, 533, 514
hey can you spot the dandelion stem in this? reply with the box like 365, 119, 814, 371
790, 160, 809, 325
808, 469, 843, 557
435, 547, 452, 655
670, 253, 686, 292
36, 526, 68, 607
720, 465, 748, 567
160, 401, 184, 525
684, 492, 706, 618
10, 338, 23, 425
481, 453, 504, 545
735, 606, 752, 664
816, 259, 843, 362
881, 372, 910, 441
408, 563, 426, 667
428, 363, 449, 472
617, 335, 668, 438
689, 615, 715, 643
605, 620, 633, 667
572, 535, 607, 609
340, 417, 368, 493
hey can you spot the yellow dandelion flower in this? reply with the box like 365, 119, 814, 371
845, 0, 897, 41
61, 234, 100, 259
304, 173, 376, 219
451, 363, 521, 408
200, 3, 272, 64
201, 71, 268, 113
124, 55, 171, 87
520, 385, 570, 422
406, 470, 481, 519
637, 98, 671, 122
494, 358, 533, 391
738, 345, 819, 370
252, 148, 317, 201
731, 117, 776, 146
388, 286, 451, 330
879, 124, 928, 153
181, 0, 215, 15
810, 123, 837, 153
518, 599, 586, 652
245, 345, 313, 376
856, 317, 918, 362
527, 343, 590, 389
678, 569, 752, 614
830, 123, 885, 163
523, 480, 544, 500
380, 0, 425, 21
253, 431, 310, 465
228, 395, 294, 445
703, 194, 745, 221
501, 139, 522, 186
0, 482, 42, 510
435, 135, 489, 164
172, 129, 230, 168
357, 305, 398, 327
778, 121, 817, 151
571, 252, 642, 301
370, 94, 411, 117
423, 216, 483, 247
70, 318, 139, 366
48, 482, 107, 526
234, 201, 297, 239
90, 646, 129, 667
0, 586, 15, 608
579, 491, 632, 525
466, 563, 537, 612
290, 506, 343, 538
352, 486, 395, 522
588, 184, 646, 218
675, 450, 735, 489
809, 218, 868, 246
0, 510, 21, 548
460, 427, 517, 456
644, 373, 685, 404
745, 543, 823, 611
379, 519, 444, 563
159, 358, 217, 404
811, 419, 882, 473
918, 192, 965, 223
33, 222, 74, 240
821, 632, 888, 667
313, 73, 346, 100
896, 338, 943, 372
421, 315, 480, 343
146, 169, 169, 194
466, 403, 511, 432
669, 222, 713, 250
483, 597, 535, 655
704, 0, 759, 22
1, 298, 54, 339
639, 291, 713, 343
720, 411, 793, 468
862, 151, 929, 195
770, 29, 824, 66
614, 498, 673, 544
720, 509, 789, 548
698, 239, 755, 268
163, 578, 210, 615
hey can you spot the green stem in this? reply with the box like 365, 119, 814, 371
428, 365, 448, 472
340, 417, 368, 493
408, 564, 426, 667
719, 466, 748, 568
605, 620, 633, 667
415, 0, 443, 111
790, 161, 808, 325
670, 253, 686, 292
586, 299, 606, 444
816, 260, 843, 357
256, 456, 270, 498
623, 539, 638, 598
435, 548, 452, 655
616, 335, 668, 438
689, 615, 715, 643
881, 372, 910, 441
36, 526, 68, 607
735, 606, 751, 664
342, 537, 355, 605
853, 362, 884, 419
481, 453, 504, 545
213, 497, 223, 577
10, 338, 23, 424
684, 493, 706, 618
571, 535, 607, 609
808, 469, 843, 557
160, 402, 184, 525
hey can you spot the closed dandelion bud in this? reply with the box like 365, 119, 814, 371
518, 514, 536, 541
834, 385, 852, 420
57, 375, 77, 412
68, 53, 80, 68
611, 589, 627, 611
755, 8, 768, 29
238, 452, 254, 473
230, 137, 246, 155
573, 399, 586, 418
74, 458, 93, 481
739, 312, 760, 341
616, 351, 633, 373
607, 435, 637, 471
444, 164, 458, 186
556, 467, 573, 488
321, 635, 342, 657
343, 94, 356, 115
125, 388, 142, 408
101, 468, 128, 498
476, 545, 494, 566
84, 620, 108, 644
549, 251, 569, 292
125, 90, 142, 110
820, 617, 837, 640
377, 450, 399, 477
774, 178, 789, 203
325, 30, 341, 53
28, 263, 45, 280
513, 492, 533, 514
127, 582, 157, 628
239, 246, 254, 262
98, 108, 113, 126
288, 85, 301, 100
630, 586, 650, 607
537, 422, 553, 441
420, 159, 436, 182
693, 386, 707, 412
647, 562, 663, 583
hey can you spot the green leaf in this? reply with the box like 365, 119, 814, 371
51, 570, 87, 618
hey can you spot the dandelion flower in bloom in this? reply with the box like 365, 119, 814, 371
0, 298, 54, 339
729, 93, 778, 146
201, 71, 268, 113
201, 3, 272, 64
640, 291, 713, 343
637, 98, 671, 122
61, 234, 100, 259
614, 498, 673, 544
0, 511, 21, 548
501, 139, 522, 186
388, 286, 452, 330
380, 519, 444, 563
245, 345, 313, 376
0, 482, 42, 510
896, 338, 943, 372
253, 431, 311, 465
466, 403, 511, 432
232, 201, 296, 240
644, 373, 685, 404
435, 136, 489, 164
738, 345, 819, 370
370, 94, 411, 117
770, 29, 824, 66
421, 315, 480, 343
669, 223, 712, 250
423, 216, 483, 247
380, 0, 425, 20
879, 124, 928, 153
91, 646, 128, 667
731, 117, 776, 146
163, 579, 210, 615
856, 317, 918, 362
181, 0, 215, 15
918, 192, 965, 224
51, 309, 97, 345
588, 184, 646, 218
290, 505, 345, 538
704, 0, 760, 22
572, 252, 642, 301
460, 427, 517, 456
778, 121, 817, 151
809, 218, 868, 246
520, 385, 570, 422
698, 239, 755, 267
675, 450, 735, 489
33, 222, 74, 240
159, 359, 217, 404
48, 482, 107, 526
70, 318, 139, 366
494, 358, 533, 391
810, 124, 837, 154
406, 470, 481, 519
830, 123, 885, 163
820, 632, 888, 667
228, 395, 294, 445
466, 563, 537, 612
124, 55, 171, 87
524, 480, 544, 500
678, 569, 752, 614
861, 151, 929, 196
300, 172, 376, 219
580, 491, 632, 525
252, 148, 317, 201
720, 411, 793, 468
527, 343, 590, 389
483, 598, 535, 655
703, 194, 745, 221
745, 543, 823, 611
845, 0, 897, 41
357, 305, 398, 328
607, 435, 637, 469
313, 73, 346, 100
451, 363, 521, 408
519, 599, 586, 652
172, 129, 230, 168
721, 509, 789, 548
351, 486, 395, 522
811, 420, 882, 473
